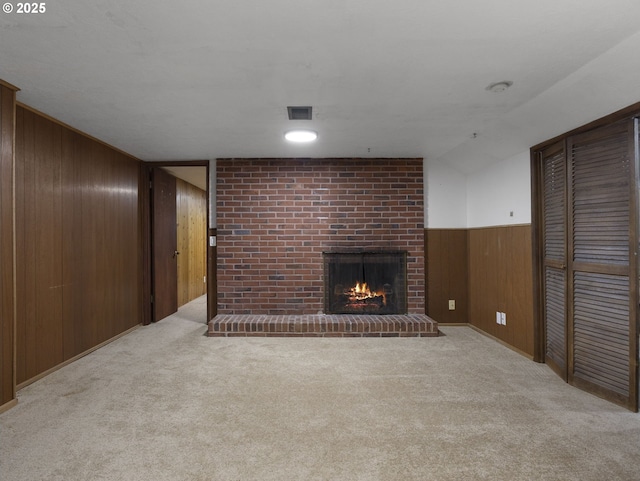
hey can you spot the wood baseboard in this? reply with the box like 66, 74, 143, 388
467, 324, 534, 360
16, 324, 141, 391
0, 398, 18, 414
439, 323, 534, 360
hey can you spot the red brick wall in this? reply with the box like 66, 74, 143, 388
216, 159, 424, 314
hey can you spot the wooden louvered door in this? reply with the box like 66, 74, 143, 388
567, 119, 638, 410
541, 141, 568, 379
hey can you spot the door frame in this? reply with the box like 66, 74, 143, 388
140, 160, 214, 325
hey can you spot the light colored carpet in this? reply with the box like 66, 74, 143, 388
1, 295, 639, 481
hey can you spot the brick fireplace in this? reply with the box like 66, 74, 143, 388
215, 158, 425, 316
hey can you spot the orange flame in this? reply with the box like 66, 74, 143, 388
347, 282, 386, 305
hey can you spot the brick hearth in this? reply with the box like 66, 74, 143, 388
208, 314, 438, 337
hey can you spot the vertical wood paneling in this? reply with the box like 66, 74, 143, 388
15, 106, 141, 385
61, 127, 78, 359
176, 178, 207, 307
0, 83, 16, 408
468, 225, 534, 356
425, 229, 468, 323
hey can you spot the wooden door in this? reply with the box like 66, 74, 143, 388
535, 117, 639, 411
540, 141, 568, 380
567, 120, 638, 410
152, 168, 178, 322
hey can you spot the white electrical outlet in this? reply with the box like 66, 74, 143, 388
448, 300, 456, 310
501, 312, 506, 325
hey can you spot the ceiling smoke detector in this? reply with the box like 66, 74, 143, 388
486, 81, 513, 93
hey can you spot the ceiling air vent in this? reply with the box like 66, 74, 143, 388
287, 106, 312, 120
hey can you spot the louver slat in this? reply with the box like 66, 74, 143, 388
544, 149, 566, 261
545, 267, 565, 370
571, 127, 630, 265
574, 271, 630, 396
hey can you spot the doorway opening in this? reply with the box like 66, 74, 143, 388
142, 161, 214, 325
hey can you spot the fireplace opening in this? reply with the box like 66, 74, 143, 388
323, 251, 407, 314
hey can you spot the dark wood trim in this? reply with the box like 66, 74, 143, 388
0, 84, 16, 408
206, 163, 216, 322
629, 118, 639, 411
144, 160, 210, 167
531, 101, 640, 152
466, 223, 531, 230
207, 228, 217, 322
530, 149, 545, 363
423, 231, 428, 315
140, 162, 152, 325
15, 324, 139, 391
141, 161, 211, 324
0, 399, 18, 414
571, 262, 630, 276
0, 79, 19, 91
16, 102, 140, 163
215, 157, 424, 162
467, 324, 534, 361
571, 376, 632, 411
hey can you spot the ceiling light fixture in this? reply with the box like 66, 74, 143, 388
285, 129, 318, 142
486, 81, 513, 93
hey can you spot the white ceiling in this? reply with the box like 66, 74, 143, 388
2, 0, 640, 174
161, 166, 207, 191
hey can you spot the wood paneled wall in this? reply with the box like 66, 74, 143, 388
426, 225, 534, 357
468, 225, 534, 356
0, 83, 17, 410
14, 106, 141, 385
425, 229, 468, 323
176, 178, 207, 306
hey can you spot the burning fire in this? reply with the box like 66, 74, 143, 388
347, 282, 386, 305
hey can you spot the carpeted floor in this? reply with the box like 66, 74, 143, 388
1, 295, 639, 480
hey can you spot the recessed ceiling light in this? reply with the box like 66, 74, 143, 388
486, 81, 513, 93
285, 129, 318, 142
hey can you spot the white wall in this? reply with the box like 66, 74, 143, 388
425, 152, 531, 229
424, 159, 467, 228
466, 151, 531, 228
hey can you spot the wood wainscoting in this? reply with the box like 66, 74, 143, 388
425, 229, 468, 323
426, 225, 534, 358
468, 225, 534, 357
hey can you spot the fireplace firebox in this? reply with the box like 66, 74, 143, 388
323, 251, 407, 315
